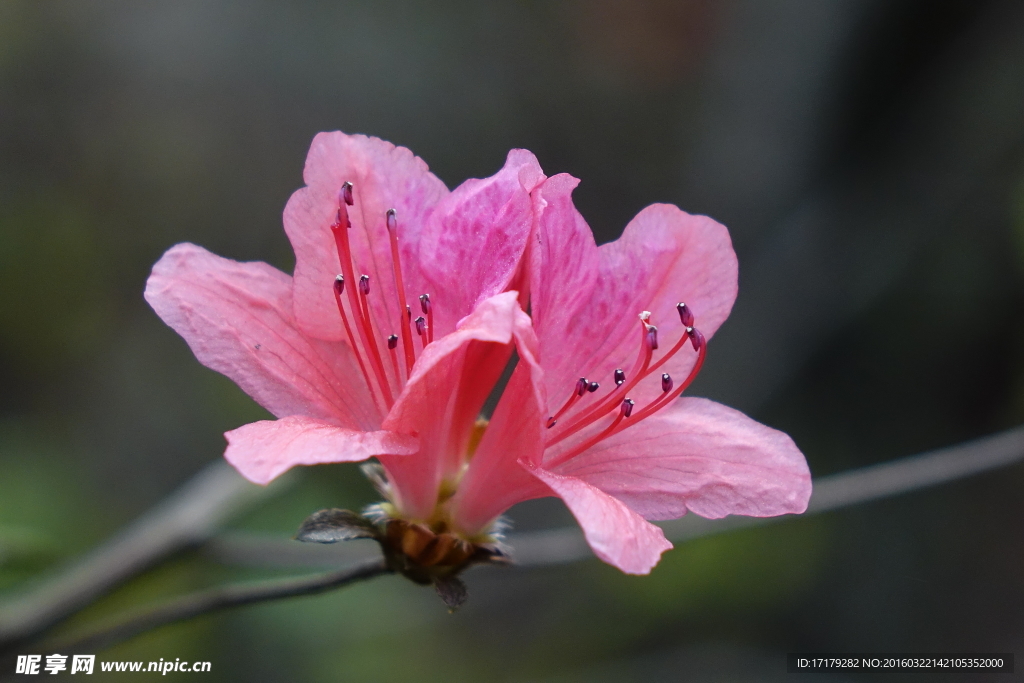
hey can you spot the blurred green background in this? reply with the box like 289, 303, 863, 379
2, 1, 1024, 681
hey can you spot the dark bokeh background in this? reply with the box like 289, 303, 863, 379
2, 1, 1024, 681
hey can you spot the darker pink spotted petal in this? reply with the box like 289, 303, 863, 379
554, 397, 812, 521
144, 243, 377, 429
526, 466, 673, 575
225, 415, 418, 485
418, 149, 545, 335
285, 132, 449, 343
379, 291, 524, 520
530, 174, 738, 410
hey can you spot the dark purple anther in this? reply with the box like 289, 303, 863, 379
575, 377, 588, 396
358, 274, 370, 295
419, 293, 431, 315
414, 316, 427, 336
406, 304, 412, 320
546, 417, 557, 429
689, 327, 705, 352
620, 398, 635, 418
645, 325, 659, 350
387, 334, 398, 350
661, 373, 673, 393
333, 274, 345, 296
614, 369, 625, 386
677, 302, 694, 327
340, 182, 354, 206
587, 381, 600, 393
386, 208, 397, 232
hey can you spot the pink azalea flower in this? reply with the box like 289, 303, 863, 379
145, 131, 810, 582
443, 173, 812, 574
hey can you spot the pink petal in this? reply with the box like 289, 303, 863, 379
224, 415, 418, 485
378, 291, 524, 520
529, 174, 738, 412
555, 397, 812, 520
417, 149, 545, 336
448, 307, 551, 535
526, 466, 673, 574
284, 132, 448, 343
144, 243, 378, 429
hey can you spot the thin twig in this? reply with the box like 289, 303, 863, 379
0, 461, 295, 650
46, 558, 390, 655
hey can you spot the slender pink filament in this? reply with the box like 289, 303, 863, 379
549, 386, 585, 424
356, 280, 394, 407
386, 211, 417, 377
545, 409, 626, 469
388, 340, 403, 392
333, 283, 386, 416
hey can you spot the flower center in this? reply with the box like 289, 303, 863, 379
543, 302, 707, 468
329, 183, 434, 413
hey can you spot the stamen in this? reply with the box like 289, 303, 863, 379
620, 398, 635, 418
386, 209, 417, 376
387, 334, 402, 388
414, 315, 428, 352
354, 273, 394, 406
688, 326, 705, 351
414, 315, 428, 353
677, 302, 694, 327
548, 378, 592, 427
587, 381, 600, 393
661, 373, 673, 393
340, 182, 353, 207
614, 369, 626, 386
420, 294, 434, 344
645, 325, 659, 351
